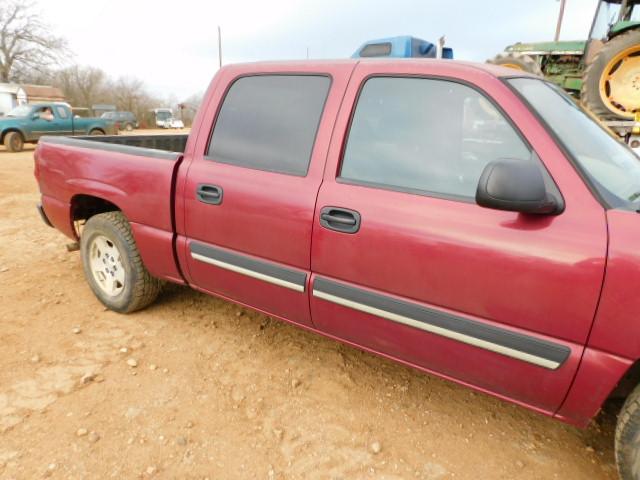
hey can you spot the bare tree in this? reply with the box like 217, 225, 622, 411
54, 66, 107, 107
0, 1, 68, 83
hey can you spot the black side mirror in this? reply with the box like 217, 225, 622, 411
476, 160, 560, 215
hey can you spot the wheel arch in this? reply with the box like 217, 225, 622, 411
1, 128, 25, 144
71, 193, 122, 231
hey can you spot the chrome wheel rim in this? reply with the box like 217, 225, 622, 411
88, 235, 125, 296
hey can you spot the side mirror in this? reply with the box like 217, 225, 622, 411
476, 160, 560, 215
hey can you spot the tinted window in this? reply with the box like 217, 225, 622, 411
56, 106, 68, 118
360, 43, 392, 57
208, 75, 330, 176
340, 77, 531, 199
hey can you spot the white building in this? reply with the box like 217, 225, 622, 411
0, 83, 65, 116
0, 84, 27, 115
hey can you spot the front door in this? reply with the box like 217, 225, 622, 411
310, 64, 607, 413
180, 65, 353, 326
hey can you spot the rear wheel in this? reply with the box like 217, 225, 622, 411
125, 123, 133, 132
487, 52, 542, 75
89, 129, 105, 136
4, 131, 24, 152
81, 211, 162, 313
582, 29, 640, 120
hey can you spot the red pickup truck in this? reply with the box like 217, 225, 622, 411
34, 59, 640, 479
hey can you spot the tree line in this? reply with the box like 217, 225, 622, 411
0, 1, 202, 125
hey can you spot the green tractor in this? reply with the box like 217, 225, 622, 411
489, 0, 640, 120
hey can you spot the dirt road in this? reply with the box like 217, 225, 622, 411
0, 141, 619, 479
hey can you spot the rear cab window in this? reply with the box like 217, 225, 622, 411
207, 75, 331, 176
55, 106, 68, 119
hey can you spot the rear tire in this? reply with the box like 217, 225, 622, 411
487, 52, 542, 75
125, 123, 134, 132
80, 211, 162, 313
89, 129, 105, 136
4, 131, 24, 152
582, 29, 640, 120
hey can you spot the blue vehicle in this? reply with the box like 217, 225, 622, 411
352, 35, 454, 59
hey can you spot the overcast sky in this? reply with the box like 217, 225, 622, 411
36, 0, 599, 101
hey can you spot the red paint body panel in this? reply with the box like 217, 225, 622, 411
33, 59, 638, 427
129, 222, 184, 285
589, 210, 640, 359
555, 348, 632, 427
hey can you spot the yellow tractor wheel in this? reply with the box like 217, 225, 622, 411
487, 52, 542, 75
582, 29, 640, 120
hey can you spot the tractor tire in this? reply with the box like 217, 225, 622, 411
4, 131, 24, 152
487, 52, 542, 76
582, 29, 640, 120
80, 211, 162, 313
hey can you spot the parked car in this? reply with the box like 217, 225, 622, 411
163, 117, 184, 129
33, 59, 640, 480
1, 102, 116, 152
101, 111, 138, 131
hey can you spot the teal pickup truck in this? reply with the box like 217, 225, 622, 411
1, 102, 116, 152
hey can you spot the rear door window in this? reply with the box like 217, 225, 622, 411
207, 75, 331, 176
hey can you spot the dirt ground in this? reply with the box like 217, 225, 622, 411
0, 136, 620, 479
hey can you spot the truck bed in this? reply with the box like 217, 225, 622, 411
35, 133, 186, 282
40, 133, 189, 159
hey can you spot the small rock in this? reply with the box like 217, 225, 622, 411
370, 441, 382, 454
76, 428, 88, 437
146, 466, 157, 475
72, 327, 82, 334
47, 463, 57, 471
120, 347, 128, 354
235, 311, 242, 317
81, 373, 96, 384
0, 267, 8, 273
273, 428, 284, 440
94, 374, 105, 383
586, 446, 595, 453
149, 364, 157, 371
291, 378, 301, 388
88, 431, 100, 443
162, 368, 169, 374
185, 421, 194, 429
30, 354, 41, 363
127, 358, 138, 368
176, 436, 187, 446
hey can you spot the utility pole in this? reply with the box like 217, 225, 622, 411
555, 0, 566, 42
218, 26, 222, 68
306, 47, 309, 59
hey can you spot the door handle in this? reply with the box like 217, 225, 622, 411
196, 184, 223, 205
319, 207, 361, 234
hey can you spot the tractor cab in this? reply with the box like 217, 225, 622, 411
589, 0, 640, 41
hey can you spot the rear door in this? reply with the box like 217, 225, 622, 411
179, 64, 353, 327
310, 63, 607, 413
